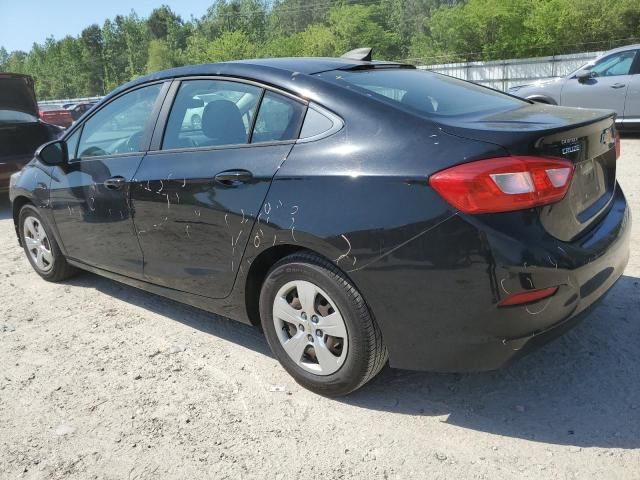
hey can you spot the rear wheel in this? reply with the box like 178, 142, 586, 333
19, 204, 78, 282
260, 252, 387, 396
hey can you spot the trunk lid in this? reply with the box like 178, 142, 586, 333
0, 73, 39, 117
438, 104, 617, 241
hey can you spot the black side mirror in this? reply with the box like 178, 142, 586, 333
35, 140, 68, 166
576, 70, 594, 83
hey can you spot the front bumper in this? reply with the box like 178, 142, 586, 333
352, 186, 631, 372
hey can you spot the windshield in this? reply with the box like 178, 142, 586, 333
315, 68, 526, 117
0, 109, 38, 124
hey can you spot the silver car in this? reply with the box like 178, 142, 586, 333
509, 44, 640, 130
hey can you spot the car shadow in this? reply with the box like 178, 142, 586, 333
64, 271, 272, 357
67, 269, 639, 449
340, 274, 640, 449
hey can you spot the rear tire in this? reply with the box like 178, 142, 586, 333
260, 252, 388, 396
19, 204, 78, 282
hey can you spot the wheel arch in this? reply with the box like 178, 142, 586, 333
12, 195, 33, 245
244, 243, 306, 327
244, 243, 356, 328
526, 95, 557, 105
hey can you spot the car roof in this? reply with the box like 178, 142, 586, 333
601, 43, 640, 56
107, 57, 412, 100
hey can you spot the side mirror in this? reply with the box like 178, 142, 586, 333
35, 140, 68, 166
576, 70, 594, 83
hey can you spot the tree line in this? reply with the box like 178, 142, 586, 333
1, 0, 639, 100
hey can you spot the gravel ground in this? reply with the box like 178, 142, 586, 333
1, 138, 639, 480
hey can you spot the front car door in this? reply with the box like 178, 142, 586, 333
131, 78, 306, 298
49, 82, 168, 277
561, 49, 638, 118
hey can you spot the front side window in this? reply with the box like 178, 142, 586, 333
77, 84, 162, 158
590, 51, 637, 77
316, 68, 526, 117
252, 92, 306, 143
66, 129, 81, 160
162, 80, 261, 150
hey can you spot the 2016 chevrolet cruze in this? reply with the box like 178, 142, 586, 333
10, 52, 631, 396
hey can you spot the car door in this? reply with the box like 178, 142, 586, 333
561, 49, 638, 118
621, 57, 640, 124
131, 78, 306, 298
49, 82, 168, 277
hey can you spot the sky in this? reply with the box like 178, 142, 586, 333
0, 0, 213, 52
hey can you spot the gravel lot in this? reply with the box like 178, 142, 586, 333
1, 138, 639, 480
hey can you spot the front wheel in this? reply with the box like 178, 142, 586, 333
260, 252, 388, 396
19, 204, 78, 282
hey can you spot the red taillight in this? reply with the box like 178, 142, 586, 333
615, 131, 621, 160
429, 156, 574, 214
498, 286, 558, 307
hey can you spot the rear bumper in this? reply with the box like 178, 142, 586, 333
352, 185, 631, 372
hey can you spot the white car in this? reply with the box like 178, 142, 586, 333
509, 44, 640, 131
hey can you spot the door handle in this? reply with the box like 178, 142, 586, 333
104, 176, 127, 190
214, 170, 253, 186
611, 83, 626, 89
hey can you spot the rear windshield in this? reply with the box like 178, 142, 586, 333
315, 68, 525, 117
0, 110, 38, 124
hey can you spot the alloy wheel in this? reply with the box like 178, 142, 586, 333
23, 216, 54, 273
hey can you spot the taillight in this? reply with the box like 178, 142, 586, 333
498, 286, 558, 307
429, 156, 574, 214
615, 130, 621, 160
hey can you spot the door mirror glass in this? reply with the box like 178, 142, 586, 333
576, 70, 593, 83
36, 140, 68, 165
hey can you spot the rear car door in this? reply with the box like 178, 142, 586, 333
131, 78, 306, 298
561, 49, 637, 117
49, 82, 168, 277
621, 58, 640, 125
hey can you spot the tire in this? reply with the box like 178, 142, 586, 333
259, 252, 388, 396
19, 204, 78, 282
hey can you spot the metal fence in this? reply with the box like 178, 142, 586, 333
38, 96, 103, 107
419, 50, 603, 91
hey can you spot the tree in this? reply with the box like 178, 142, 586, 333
146, 39, 179, 73
0, 47, 8, 71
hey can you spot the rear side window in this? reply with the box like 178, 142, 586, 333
251, 92, 306, 143
315, 69, 525, 117
162, 80, 261, 150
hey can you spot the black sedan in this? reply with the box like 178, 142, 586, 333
9, 52, 630, 396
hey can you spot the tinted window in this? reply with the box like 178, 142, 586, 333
252, 92, 306, 143
77, 84, 161, 158
163, 80, 261, 150
0, 110, 37, 124
591, 51, 637, 77
315, 69, 525, 117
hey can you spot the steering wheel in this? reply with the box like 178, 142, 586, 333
124, 131, 144, 152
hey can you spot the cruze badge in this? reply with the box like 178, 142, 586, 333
562, 144, 580, 155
